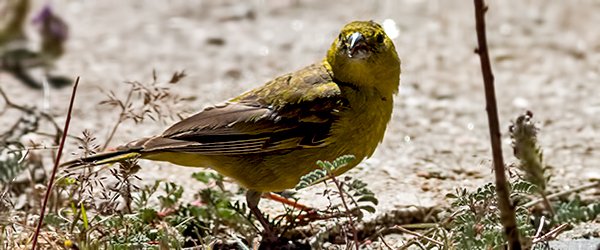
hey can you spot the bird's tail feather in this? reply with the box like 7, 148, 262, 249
60, 148, 142, 170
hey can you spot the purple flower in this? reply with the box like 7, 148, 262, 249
32, 5, 68, 41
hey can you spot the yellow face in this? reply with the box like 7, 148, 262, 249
326, 21, 400, 94
337, 21, 389, 59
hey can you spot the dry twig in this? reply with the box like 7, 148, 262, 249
31, 76, 79, 249
0, 86, 62, 144
524, 181, 600, 208
532, 223, 569, 244
328, 174, 360, 250
392, 225, 443, 247
472, 0, 522, 249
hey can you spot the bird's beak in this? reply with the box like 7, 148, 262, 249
347, 32, 366, 58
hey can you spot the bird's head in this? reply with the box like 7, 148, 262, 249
326, 21, 400, 95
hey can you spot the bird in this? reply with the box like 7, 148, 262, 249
61, 20, 401, 238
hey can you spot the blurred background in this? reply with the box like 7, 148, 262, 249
1, 0, 599, 224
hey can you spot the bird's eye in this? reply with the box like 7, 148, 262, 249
376, 33, 384, 43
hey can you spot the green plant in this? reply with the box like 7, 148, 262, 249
553, 196, 600, 225
510, 111, 554, 216
296, 155, 378, 219
294, 155, 379, 249
447, 181, 536, 249
417, 111, 600, 250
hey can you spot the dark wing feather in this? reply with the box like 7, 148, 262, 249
140, 63, 346, 156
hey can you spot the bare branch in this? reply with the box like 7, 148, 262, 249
32, 76, 80, 249
472, 0, 522, 249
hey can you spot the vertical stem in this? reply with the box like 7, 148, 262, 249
101, 89, 133, 151
540, 192, 556, 216
329, 175, 360, 250
32, 77, 80, 249
472, 1, 522, 249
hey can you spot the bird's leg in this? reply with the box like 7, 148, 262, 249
246, 190, 278, 241
263, 192, 317, 213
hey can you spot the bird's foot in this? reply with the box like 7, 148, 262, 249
246, 190, 280, 243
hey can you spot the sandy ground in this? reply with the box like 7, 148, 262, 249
2, 0, 599, 237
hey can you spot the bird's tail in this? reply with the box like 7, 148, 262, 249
60, 148, 143, 170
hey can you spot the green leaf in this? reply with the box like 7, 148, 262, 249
192, 171, 218, 184
295, 155, 356, 190
357, 195, 379, 206
139, 208, 158, 223
359, 205, 377, 214
81, 203, 89, 230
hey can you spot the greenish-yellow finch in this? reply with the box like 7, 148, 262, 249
62, 20, 401, 236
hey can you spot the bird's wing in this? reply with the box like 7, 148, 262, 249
140, 63, 347, 156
